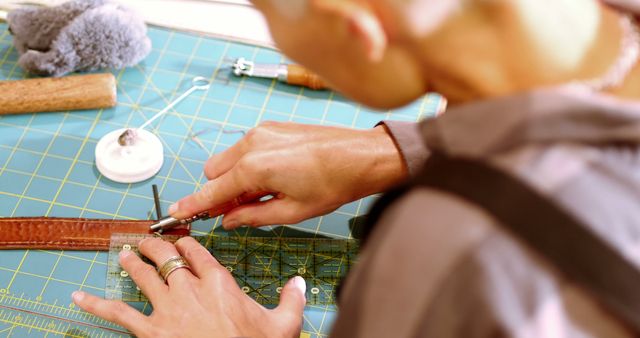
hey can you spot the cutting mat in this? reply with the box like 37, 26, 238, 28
0, 23, 443, 337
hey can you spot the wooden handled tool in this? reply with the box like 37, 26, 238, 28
231, 57, 329, 90
0, 73, 117, 115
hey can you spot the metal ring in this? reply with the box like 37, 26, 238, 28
157, 256, 191, 282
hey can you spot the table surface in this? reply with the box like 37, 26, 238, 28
0, 23, 443, 337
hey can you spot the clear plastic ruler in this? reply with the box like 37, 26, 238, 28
106, 233, 359, 306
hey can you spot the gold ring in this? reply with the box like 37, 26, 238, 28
157, 255, 191, 282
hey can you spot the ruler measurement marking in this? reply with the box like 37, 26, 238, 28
0, 302, 130, 336
0, 292, 128, 337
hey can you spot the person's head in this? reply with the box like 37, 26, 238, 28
252, 0, 624, 108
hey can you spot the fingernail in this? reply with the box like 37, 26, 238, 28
223, 219, 239, 229
293, 276, 306, 294
168, 203, 178, 215
72, 291, 84, 303
119, 250, 132, 259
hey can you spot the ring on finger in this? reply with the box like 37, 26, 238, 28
157, 255, 192, 282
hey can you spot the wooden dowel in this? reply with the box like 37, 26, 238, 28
0, 73, 117, 115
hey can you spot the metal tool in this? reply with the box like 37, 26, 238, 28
231, 57, 328, 90
152, 184, 163, 219
150, 191, 268, 232
150, 211, 213, 233
118, 76, 211, 146
106, 233, 359, 305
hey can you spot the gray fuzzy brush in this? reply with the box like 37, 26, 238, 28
7, 0, 151, 76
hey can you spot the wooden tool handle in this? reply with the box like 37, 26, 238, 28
286, 64, 328, 90
0, 73, 117, 115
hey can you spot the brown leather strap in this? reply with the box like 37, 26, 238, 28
0, 217, 190, 251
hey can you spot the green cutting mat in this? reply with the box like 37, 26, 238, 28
0, 23, 443, 337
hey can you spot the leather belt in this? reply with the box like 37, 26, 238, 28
0, 217, 190, 251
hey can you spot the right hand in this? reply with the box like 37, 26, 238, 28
168, 121, 407, 229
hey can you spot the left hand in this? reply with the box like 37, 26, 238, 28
71, 237, 306, 338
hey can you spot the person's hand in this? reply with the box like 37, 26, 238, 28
168, 121, 407, 229
71, 237, 306, 338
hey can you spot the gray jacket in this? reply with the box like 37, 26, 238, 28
332, 87, 640, 337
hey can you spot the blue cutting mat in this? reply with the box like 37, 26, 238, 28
0, 23, 443, 337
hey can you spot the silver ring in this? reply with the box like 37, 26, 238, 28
157, 255, 191, 282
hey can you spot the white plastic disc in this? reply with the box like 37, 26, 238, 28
95, 128, 164, 183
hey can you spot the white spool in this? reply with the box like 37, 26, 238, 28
95, 128, 164, 183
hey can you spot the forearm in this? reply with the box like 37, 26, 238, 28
352, 125, 409, 198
